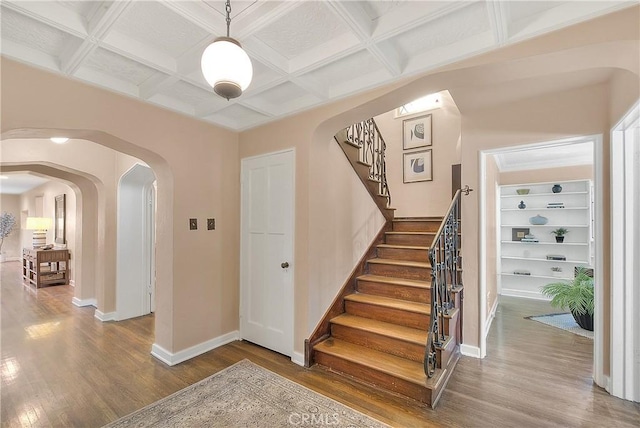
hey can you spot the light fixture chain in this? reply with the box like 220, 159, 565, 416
225, 0, 231, 38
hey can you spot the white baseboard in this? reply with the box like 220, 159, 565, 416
69, 279, 75, 287
95, 310, 116, 321
460, 343, 481, 358
501, 289, 551, 301
291, 351, 305, 367
72, 297, 96, 307
151, 330, 240, 366
485, 299, 499, 338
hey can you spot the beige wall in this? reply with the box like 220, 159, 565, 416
1, 5, 637, 367
1, 59, 239, 354
0, 194, 21, 260
374, 91, 461, 217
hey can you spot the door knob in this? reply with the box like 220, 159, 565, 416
281, 262, 289, 269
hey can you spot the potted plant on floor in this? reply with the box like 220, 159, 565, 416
540, 267, 594, 331
551, 227, 569, 243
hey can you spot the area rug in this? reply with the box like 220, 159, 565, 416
104, 359, 388, 428
526, 313, 593, 339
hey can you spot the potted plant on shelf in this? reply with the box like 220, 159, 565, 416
540, 267, 594, 331
551, 227, 569, 243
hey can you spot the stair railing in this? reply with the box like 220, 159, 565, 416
345, 118, 391, 208
424, 189, 461, 377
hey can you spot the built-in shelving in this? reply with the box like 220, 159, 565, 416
498, 179, 593, 300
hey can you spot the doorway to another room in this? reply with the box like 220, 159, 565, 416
481, 136, 598, 379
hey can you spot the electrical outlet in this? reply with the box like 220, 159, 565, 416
207, 218, 215, 230
189, 218, 197, 230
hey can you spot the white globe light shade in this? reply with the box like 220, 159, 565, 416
201, 38, 253, 98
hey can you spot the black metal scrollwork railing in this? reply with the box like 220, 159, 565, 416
424, 190, 461, 377
345, 118, 391, 208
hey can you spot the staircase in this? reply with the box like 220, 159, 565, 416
311, 217, 462, 408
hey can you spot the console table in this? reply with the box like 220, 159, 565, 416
22, 248, 70, 288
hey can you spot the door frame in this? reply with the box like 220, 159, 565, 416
609, 100, 639, 401
239, 148, 296, 359
479, 135, 602, 364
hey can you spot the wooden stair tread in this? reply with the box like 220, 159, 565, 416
377, 243, 429, 250
345, 293, 430, 315
386, 231, 435, 235
394, 217, 443, 221
314, 338, 442, 387
357, 274, 430, 289
332, 314, 427, 345
367, 258, 430, 268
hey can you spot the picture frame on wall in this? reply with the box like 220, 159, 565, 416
403, 114, 432, 150
54, 194, 66, 245
403, 149, 433, 183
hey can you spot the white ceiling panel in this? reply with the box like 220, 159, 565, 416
111, 1, 210, 58
206, 104, 271, 129
253, 1, 350, 60
0, 0, 634, 131
82, 47, 159, 85
388, 2, 491, 59
300, 49, 390, 95
1, 6, 80, 57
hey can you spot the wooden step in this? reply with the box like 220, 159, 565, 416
393, 218, 443, 233
330, 314, 427, 362
385, 231, 435, 246
344, 293, 429, 329
313, 338, 449, 406
367, 258, 431, 281
376, 243, 429, 262
356, 274, 430, 303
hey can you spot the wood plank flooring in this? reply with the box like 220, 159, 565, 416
1, 261, 638, 427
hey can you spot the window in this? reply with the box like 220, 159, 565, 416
395, 93, 442, 118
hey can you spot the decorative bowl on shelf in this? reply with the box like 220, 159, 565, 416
529, 214, 548, 225
516, 188, 530, 195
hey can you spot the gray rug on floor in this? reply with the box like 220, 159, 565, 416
527, 313, 593, 339
103, 359, 388, 428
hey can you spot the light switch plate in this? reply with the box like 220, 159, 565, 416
189, 218, 197, 230
207, 218, 215, 230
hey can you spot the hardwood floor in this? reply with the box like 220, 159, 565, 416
1, 261, 638, 427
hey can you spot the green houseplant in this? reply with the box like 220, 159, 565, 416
540, 267, 594, 331
550, 227, 569, 243
0, 212, 16, 259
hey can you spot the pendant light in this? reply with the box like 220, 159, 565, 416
201, 0, 253, 100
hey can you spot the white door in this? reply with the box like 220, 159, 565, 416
240, 150, 294, 357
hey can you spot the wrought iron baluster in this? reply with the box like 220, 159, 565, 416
343, 118, 392, 209
424, 190, 462, 377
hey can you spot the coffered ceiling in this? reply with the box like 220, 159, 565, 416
0, 1, 633, 131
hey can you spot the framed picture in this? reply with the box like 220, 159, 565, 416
54, 194, 66, 245
511, 227, 530, 242
403, 114, 432, 150
403, 149, 433, 183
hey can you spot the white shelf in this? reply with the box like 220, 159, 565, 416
500, 273, 573, 280
501, 241, 588, 246
501, 207, 588, 212
499, 179, 593, 300
501, 224, 589, 228
501, 255, 589, 264
501, 191, 588, 198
